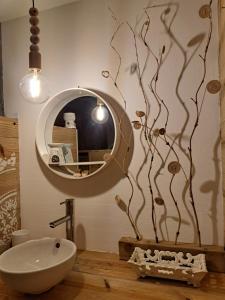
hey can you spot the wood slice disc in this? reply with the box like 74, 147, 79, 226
199, 5, 211, 18
206, 80, 221, 94
168, 161, 181, 174
132, 121, 142, 130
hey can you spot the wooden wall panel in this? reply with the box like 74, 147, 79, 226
0, 117, 20, 253
53, 125, 78, 162
0, 23, 4, 116
219, 0, 225, 246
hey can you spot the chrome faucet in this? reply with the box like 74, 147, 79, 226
49, 199, 74, 241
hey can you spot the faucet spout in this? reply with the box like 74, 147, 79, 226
49, 199, 74, 241
49, 215, 71, 228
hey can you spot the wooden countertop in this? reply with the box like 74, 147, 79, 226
1, 250, 225, 299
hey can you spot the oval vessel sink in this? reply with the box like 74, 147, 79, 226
0, 237, 76, 294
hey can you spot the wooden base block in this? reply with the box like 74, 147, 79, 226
119, 236, 225, 273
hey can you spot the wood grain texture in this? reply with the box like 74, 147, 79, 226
0, 117, 20, 251
0, 23, 3, 116
0, 250, 225, 299
53, 125, 78, 162
119, 237, 225, 273
219, 0, 225, 247
0, 117, 18, 138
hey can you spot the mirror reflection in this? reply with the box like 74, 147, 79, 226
50, 96, 115, 177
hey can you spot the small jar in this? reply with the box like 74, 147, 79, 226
63, 112, 76, 128
12, 229, 30, 246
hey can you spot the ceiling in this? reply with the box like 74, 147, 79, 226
0, 0, 79, 22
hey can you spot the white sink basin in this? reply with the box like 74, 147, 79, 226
0, 237, 76, 294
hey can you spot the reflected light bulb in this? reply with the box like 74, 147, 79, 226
91, 104, 109, 124
96, 105, 105, 122
19, 69, 50, 104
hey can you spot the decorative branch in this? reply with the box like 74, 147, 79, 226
114, 165, 142, 240
148, 136, 159, 243
102, 11, 142, 240
127, 22, 151, 141
188, 0, 213, 247
160, 3, 206, 245
168, 163, 182, 244
135, 8, 172, 242
103, 1, 217, 248
144, 4, 179, 243
101, 14, 132, 173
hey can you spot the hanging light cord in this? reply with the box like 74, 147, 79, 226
32, 0, 35, 8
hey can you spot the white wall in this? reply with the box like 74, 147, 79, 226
2, 0, 224, 252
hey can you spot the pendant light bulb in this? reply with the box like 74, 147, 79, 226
19, 69, 49, 104
19, 2, 50, 104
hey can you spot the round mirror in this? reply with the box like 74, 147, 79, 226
36, 88, 119, 179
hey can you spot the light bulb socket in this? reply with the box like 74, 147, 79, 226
29, 51, 41, 70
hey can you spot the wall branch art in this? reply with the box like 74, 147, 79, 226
102, 0, 221, 247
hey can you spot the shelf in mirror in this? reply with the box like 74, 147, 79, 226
49, 161, 106, 166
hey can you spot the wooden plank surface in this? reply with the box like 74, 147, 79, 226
0, 23, 3, 116
0, 117, 18, 138
0, 250, 225, 299
219, 0, 225, 247
0, 172, 18, 194
0, 117, 20, 252
53, 125, 78, 162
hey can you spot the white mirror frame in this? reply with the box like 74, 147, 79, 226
36, 88, 120, 179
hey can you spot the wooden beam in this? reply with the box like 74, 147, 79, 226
119, 237, 225, 273
219, 0, 225, 247
53, 125, 78, 162
0, 116, 18, 138
0, 23, 4, 116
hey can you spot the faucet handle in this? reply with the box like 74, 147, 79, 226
60, 199, 74, 205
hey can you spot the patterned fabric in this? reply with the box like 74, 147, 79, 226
0, 190, 18, 245
0, 118, 20, 252
0, 153, 16, 174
